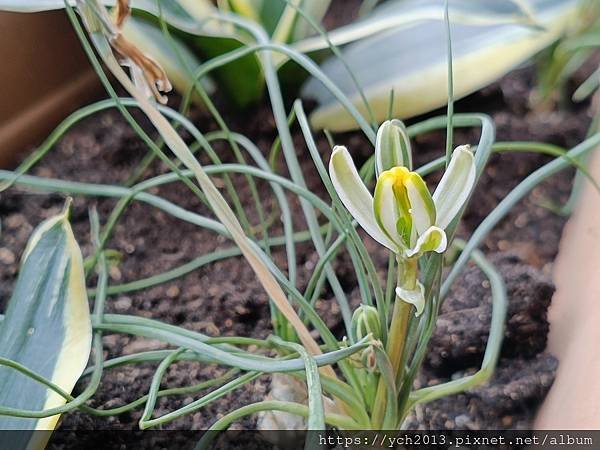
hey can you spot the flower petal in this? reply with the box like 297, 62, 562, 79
405, 226, 447, 258
432, 145, 476, 230
373, 170, 406, 249
405, 172, 436, 236
396, 282, 426, 317
329, 146, 397, 251
375, 119, 412, 177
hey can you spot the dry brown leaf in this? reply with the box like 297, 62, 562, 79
102, 0, 172, 104
114, 0, 131, 29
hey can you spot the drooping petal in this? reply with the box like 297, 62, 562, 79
329, 146, 397, 251
375, 119, 412, 176
432, 145, 476, 230
396, 282, 426, 317
405, 226, 447, 258
404, 172, 436, 236
373, 171, 403, 250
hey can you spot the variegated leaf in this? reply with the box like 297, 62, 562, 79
0, 204, 92, 449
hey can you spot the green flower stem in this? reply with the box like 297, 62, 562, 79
405, 241, 507, 412
371, 257, 417, 428
444, 0, 455, 168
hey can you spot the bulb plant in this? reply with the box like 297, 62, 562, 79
1, 0, 600, 448
324, 122, 477, 428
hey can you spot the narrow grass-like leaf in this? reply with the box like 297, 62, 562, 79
0, 203, 91, 447
139, 348, 186, 429
90, 319, 369, 373
270, 336, 325, 431
290, 0, 331, 41
72, 0, 336, 378
371, 342, 398, 429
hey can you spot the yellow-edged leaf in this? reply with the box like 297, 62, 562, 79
0, 202, 92, 449
302, 0, 579, 131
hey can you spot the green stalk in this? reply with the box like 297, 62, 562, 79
444, 0, 455, 167
403, 242, 507, 417
371, 257, 417, 428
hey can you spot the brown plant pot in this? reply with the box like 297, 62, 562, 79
0, 10, 102, 168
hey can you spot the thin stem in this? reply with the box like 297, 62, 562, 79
406, 241, 507, 412
371, 257, 417, 428
444, 0, 455, 167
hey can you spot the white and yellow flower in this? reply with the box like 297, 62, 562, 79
329, 121, 476, 315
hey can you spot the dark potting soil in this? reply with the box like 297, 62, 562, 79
0, 54, 596, 448
404, 253, 558, 430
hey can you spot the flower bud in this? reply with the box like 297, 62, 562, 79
375, 119, 412, 176
351, 305, 382, 341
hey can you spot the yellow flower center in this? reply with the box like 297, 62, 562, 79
375, 167, 434, 249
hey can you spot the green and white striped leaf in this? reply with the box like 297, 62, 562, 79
0, 0, 109, 11
0, 204, 92, 448
293, 0, 543, 55
0, 1, 233, 37
302, 0, 580, 131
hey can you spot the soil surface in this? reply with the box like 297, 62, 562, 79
0, 12, 596, 450
405, 253, 558, 430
